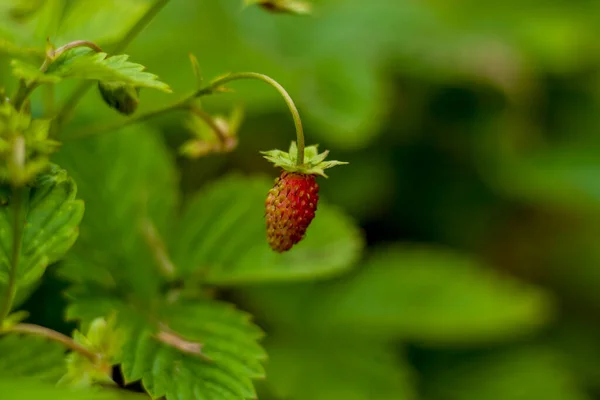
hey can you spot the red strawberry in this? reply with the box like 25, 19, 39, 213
261, 142, 347, 253
265, 171, 319, 252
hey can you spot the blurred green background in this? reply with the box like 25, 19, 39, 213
5, 0, 600, 399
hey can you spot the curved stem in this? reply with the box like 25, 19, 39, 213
41, 40, 103, 72
56, 40, 103, 55
64, 73, 305, 163
2, 323, 97, 362
0, 186, 24, 321
12, 40, 102, 111
54, 0, 170, 134
198, 72, 305, 164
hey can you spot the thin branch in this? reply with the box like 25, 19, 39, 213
40, 40, 103, 72
2, 323, 98, 362
64, 73, 305, 163
196, 72, 305, 164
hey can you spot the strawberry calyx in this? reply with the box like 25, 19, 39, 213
260, 141, 347, 178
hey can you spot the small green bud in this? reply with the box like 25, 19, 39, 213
97, 81, 140, 115
58, 315, 123, 388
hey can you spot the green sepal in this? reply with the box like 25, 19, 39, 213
58, 315, 123, 388
261, 141, 347, 178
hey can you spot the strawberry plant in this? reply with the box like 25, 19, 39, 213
0, 1, 357, 399
1, 1, 595, 400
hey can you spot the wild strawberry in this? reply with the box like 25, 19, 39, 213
261, 141, 347, 252
265, 172, 319, 252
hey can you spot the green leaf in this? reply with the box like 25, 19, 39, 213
171, 175, 363, 284
423, 346, 589, 400
45, 48, 171, 92
67, 293, 266, 400
0, 333, 67, 382
0, 378, 149, 400
264, 333, 415, 400
65, 285, 132, 329
122, 303, 265, 400
315, 246, 555, 344
10, 48, 171, 92
0, 165, 84, 295
54, 125, 178, 298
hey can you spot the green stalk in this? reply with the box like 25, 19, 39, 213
65, 72, 306, 164
1, 323, 97, 362
40, 40, 104, 72
197, 72, 305, 165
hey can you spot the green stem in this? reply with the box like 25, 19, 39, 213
54, 0, 170, 133
12, 81, 38, 111
65, 72, 306, 164
198, 72, 305, 164
0, 186, 26, 321
1, 323, 97, 362
40, 40, 103, 72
